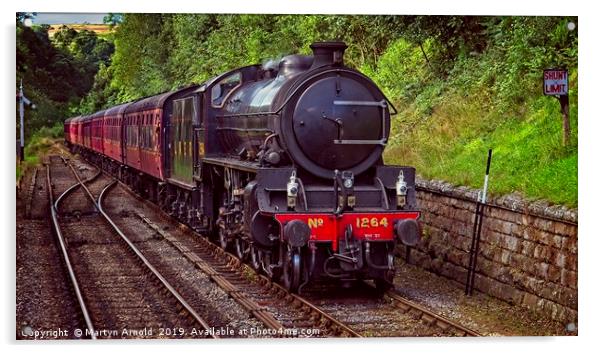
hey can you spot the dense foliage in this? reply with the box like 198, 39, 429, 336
374, 17, 578, 206
17, 14, 578, 206
16, 13, 114, 140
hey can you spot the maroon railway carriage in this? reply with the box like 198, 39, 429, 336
64, 117, 77, 145
90, 109, 106, 155
74, 116, 84, 147
102, 102, 130, 165
82, 115, 92, 150
122, 95, 164, 179
121, 85, 198, 182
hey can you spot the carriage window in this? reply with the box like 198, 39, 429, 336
129, 117, 133, 146
141, 119, 145, 149
146, 124, 150, 149
211, 72, 241, 108
192, 95, 201, 126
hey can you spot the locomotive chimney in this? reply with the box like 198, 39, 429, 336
310, 41, 348, 69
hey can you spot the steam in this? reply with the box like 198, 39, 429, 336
262, 56, 283, 71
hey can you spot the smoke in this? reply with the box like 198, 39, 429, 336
261, 56, 283, 71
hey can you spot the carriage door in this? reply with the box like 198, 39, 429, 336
170, 97, 194, 184
192, 94, 204, 181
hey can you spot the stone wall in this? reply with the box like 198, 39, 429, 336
401, 179, 578, 323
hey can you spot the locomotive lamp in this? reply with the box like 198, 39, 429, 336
342, 171, 355, 208
396, 171, 407, 208
287, 170, 299, 209
343, 173, 354, 189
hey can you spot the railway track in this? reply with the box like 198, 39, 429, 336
104, 185, 359, 338
301, 280, 482, 337
293, 277, 483, 337
46, 156, 217, 339
67, 153, 481, 338
17, 160, 83, 339
383, 289, 481, 336
105, 171, 480, 337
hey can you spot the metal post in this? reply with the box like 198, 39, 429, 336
465, 149, 492, 295
19, 80, 25, 162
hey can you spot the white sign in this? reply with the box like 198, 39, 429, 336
543, 69, 568, 96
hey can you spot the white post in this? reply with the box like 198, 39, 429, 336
19, 79, 25, 162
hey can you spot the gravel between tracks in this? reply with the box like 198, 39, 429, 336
17, 150, 573, 339
49, 156, 206, 339
16, 164, 83, 339
392, 259, 574, 336
102, 185, 266, 338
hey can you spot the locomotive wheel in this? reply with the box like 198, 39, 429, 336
234, 238, 250, 261
218, 227, 229, 250
250, 245, 262, 271
283, 248, 302, 293
374, 270, 394, 294
374, 251, 395, 294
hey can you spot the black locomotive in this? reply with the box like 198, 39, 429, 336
65, 41, 421, 293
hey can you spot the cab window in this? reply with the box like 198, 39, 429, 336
211, 72, 241, 108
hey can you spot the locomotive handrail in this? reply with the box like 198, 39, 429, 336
332, 99, 388, 146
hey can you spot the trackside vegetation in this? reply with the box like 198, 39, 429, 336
16, 14, 578, 207
16, 123, 63, 181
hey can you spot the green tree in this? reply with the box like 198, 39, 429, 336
17, 18, 115, 138
103, 13, 123, 27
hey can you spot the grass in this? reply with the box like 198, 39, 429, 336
16, 155, 40, 182
384, 77, 578, 208
16, 123, 64, 182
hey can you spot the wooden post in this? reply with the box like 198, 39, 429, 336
559, 94, 570, 146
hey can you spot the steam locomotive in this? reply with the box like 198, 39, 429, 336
64, 42, 421, 293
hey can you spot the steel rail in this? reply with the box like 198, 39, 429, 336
352, 279, 482, 336
94, 181, 218, 339
58, 156, 217, 339
382, 288, 482, 337
68, 153, 470, 338
259, 275, 363, 338
136, 211, 361, 338
54, 171, 102, 210
46, 163, 97, 339
137, 213, 286, 333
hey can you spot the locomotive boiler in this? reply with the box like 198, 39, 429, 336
65, 41, 421, 293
